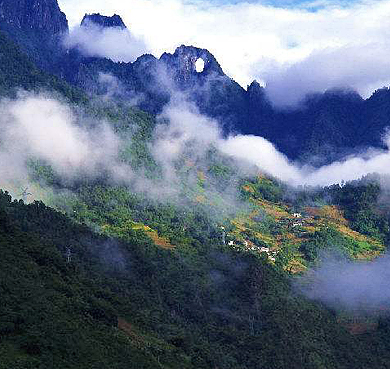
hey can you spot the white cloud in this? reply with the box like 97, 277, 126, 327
0, 93, 128, 184
149, 95, 390, 187
264, 42, 390, 106
297, 254, 390, 311
151, 97, 221, 184
64, 21, 148, 62
301, 138, 390, 186
58, 0, 390, 103
219, 132, 390, 187
3, 91, 390, 203
219, 134, 302, 182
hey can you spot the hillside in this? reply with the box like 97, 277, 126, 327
2, 182, 390, 369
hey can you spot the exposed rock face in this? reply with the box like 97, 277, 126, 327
0, 0, 68, 34
158, 45, 248, 131
160, 45, 225, 87
81, 13, 127, 29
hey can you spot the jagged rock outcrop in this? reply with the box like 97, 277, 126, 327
157, 45, 248, 131
247, 80, 265, 101
81, 13, 127, 29
247, 80, 272, 111
160, 45, 225, 87
0, 0, 68, 34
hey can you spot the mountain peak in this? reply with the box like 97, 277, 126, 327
247, 80, 265, 95
159, 45, 225, 86
81, 13, 127, 29
0, 0, 68, 34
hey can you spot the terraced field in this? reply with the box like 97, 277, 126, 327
225, 178, 386, 273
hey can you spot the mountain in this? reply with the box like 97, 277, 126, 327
0, 0, 68, 34
81, 13, 127, 29
160, 44, 225, 86
2, 1, 390, 368
0, 0, 68, 73
48, 42, 390, 163
2, 1, 389, 163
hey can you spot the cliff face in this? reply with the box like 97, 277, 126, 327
81, 13, 127, 29
0, 0, 68, 34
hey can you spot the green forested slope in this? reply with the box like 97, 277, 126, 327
2, 183, 390, 369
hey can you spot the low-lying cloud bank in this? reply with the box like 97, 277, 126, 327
263, 42, 390, 107
296, 255, 390, 312
3, 92, 390, 201
150, 93, 390, 187
0, 93, 132, 190
64, 21, 148, 62
219, 133, 390, 187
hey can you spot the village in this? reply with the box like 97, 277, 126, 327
222, 208, 314, 264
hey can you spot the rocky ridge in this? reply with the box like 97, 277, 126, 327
81, 13, 127, 29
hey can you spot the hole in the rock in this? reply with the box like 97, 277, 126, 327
195, 58, 205, 73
